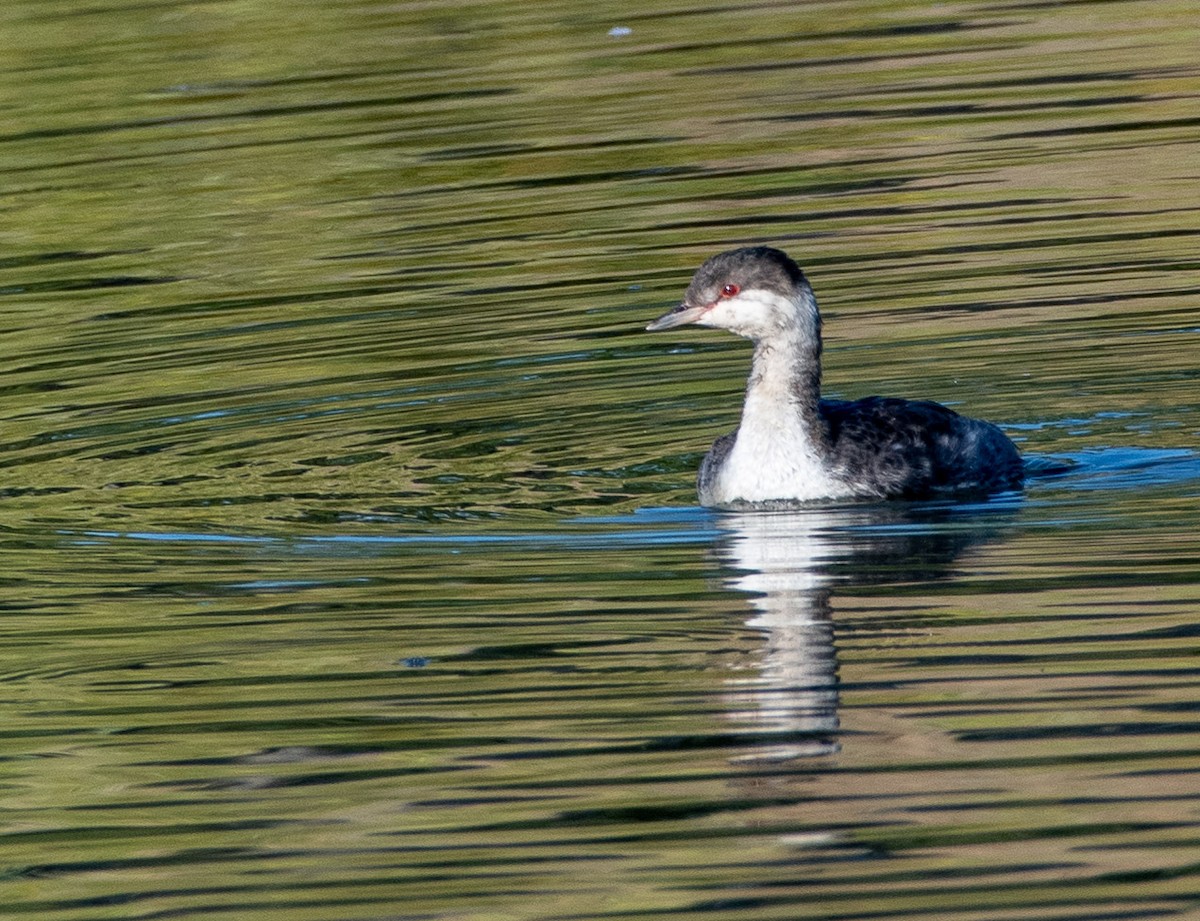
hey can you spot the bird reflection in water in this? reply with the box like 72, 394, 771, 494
715, 502, 1015, 762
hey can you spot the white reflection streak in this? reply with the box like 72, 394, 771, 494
720, 510, 843, 761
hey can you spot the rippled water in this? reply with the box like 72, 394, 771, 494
2, 0, 1199, 919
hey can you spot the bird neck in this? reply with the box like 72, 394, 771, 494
741, 298, 826, 434
702, 291, 844, 505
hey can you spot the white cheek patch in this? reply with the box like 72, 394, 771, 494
698, 291, 777, 336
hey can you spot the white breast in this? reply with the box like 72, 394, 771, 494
707, 434, 852, 504
702, 395, 854, 505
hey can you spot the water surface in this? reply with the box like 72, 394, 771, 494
1, 1, 1199, 919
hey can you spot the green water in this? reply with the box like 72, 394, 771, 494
1, 0, 1199, 918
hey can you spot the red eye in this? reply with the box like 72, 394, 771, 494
720, 283, 740, 298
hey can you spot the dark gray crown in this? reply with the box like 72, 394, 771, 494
685, 246, 807, 304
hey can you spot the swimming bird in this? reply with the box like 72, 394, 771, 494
647, 246, 1023, 507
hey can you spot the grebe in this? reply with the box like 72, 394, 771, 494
647, 246, 1023, 507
